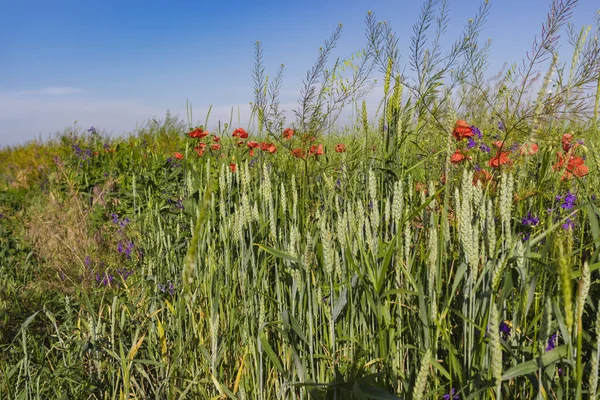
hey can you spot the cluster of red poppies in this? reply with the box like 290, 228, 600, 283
231, 127, 278, 157
188, 127, 221, 157
450, 120, 589, 184
450, 120, 493, 184
553, 133, 588, 180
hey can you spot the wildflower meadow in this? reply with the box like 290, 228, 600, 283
1, 1, 600, 399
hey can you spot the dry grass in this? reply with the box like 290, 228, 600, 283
24, 188, 104, 293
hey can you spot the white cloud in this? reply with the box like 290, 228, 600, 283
10, 86, 82, 96
0, 87, 382, 147
0, 93, 168, 146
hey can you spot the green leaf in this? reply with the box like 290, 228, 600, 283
282, 309, 308, 344
586, 203, 600, 253
332, 285, 348, 322
352, 374, 402, 399
259, 329, 284, 373
502, 345, 568, 380
254, 243, 302, 266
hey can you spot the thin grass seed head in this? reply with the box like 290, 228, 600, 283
356, 200, 366, 243
590, 351, 599, 397
538, 298, 553, 354
486, 199, 497, 259
280, 182, 286, 217
404, 212, 412, 267
558, 246, 574, 337
412, 348, 431, 400
392, 180, 404, 230
336, 211, 347, 249
489, 302, 503, 388
577, 261, 591, 323
596, 300, 600, 341
292, 175, 298, 224
384, 196, 391, 234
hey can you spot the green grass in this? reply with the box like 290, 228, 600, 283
1, 1, 600, 399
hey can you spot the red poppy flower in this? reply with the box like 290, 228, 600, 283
450, 149, 470, 164
188, 127, 208, 139
236, 140, 245, 147
210, 143, 221, 151
473, 169, 493, 185
196, 149, 204, 157
283, 128, 294, 140
195, 143, 207, 151
213, 135, 220, 142
567, 156, 588, 177
230, 163, 236, 173
233, 128, 248, 139
488, 152, 511, 168
247, 141, 259, 149
452, 120, 474, 141
555, 153, 589, 180
562, 133, 573, 153
261, 142, 276, 153
309, 143, 324, 156
492, 140, 505, 149
291, 148, 305, 159
553, 152, 566, 169
174, 152, 184, 160
519, 142, 539, 155
335, 144, 346, 153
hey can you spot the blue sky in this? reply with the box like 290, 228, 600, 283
1, 0, 598, 146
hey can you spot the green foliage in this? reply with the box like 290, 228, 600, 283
1, 1, 600, 399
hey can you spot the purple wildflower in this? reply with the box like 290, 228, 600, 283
522, 212, 539, 226
479, 143, 491, 153
167, 158, 181, 168
467, 137, 477, 149
471, 125, 483, 139
117, 268, 134, 280
443, 388, 459, 400
546, 333, 557, 351
124, 242, 134, 259
500, 321, 511, 338
521, 232, 531, 241
111, 213, 119, 224
562, 218, 574, 230
158, 281, 176, 295
498, 121, 504, 130
474, 163, 482, 172
88, 126, 97, 135
96, 272, 115, 286
510, 142, 520, 151
117, 242, 124, 254
561, 191, 576, 209
168, 199, 184, 210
